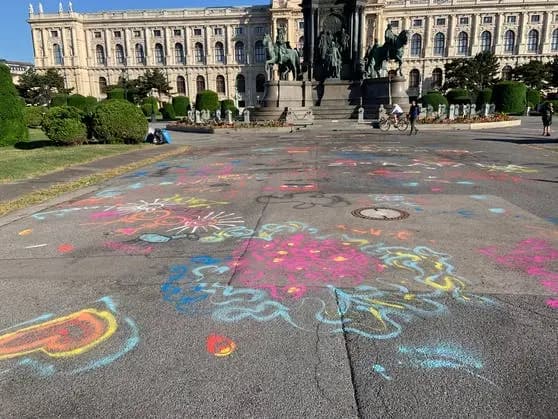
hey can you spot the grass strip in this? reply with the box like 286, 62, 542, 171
0, 146, 190, 217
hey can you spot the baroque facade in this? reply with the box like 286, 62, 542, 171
28, 0, 558, 105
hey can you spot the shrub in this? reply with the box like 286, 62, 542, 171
493, 81, 527, 114
476, 88, 493, 108
42, 106, 87, 145
195, 90, 219, 112
92, 99, 147, 143
50, 93, 68, 107
107, 87, 126, 100
140, 97, 160, 117
172, 96, 190, 116
84, 96, 98, 113
420, 90, 448, 109
161, 102, 176, 120
25, 106, 46, 128
445, 88, 473, 105
0, 63, 28, 146
526, 88, 541, 109
220, 99, 239, 117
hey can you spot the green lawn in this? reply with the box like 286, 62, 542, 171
0, 129, 149, 183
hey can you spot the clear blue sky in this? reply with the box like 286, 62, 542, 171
1, 0, 268, 62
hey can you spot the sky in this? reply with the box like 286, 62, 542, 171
1, 0, 268, 62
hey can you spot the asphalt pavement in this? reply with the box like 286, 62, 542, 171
0, 117, 557, 418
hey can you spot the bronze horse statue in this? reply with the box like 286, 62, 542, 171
365, 30, 409, 78
263, 33, 301, 80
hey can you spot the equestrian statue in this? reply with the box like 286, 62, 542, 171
263, 28, 301, 81
365, 24, 409, 79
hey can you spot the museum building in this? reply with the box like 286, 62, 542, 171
28, 0, 558, 106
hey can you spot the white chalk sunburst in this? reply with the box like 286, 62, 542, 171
166, 211, 244, 235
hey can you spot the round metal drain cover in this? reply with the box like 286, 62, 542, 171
352, 207, 409, 221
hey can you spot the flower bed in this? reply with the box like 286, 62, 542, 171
166, 119, 290, 134
418, 113, 511, 124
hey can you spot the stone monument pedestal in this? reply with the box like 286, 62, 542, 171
253, 80, 313, 121
362, 76, 409, 119
312, 80, 362, 119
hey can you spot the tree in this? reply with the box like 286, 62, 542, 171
137, 69, 171, 97
443, 51, 499, 92
17, 68, 72, 105
0, 63, 28, 146
512, 60, 551, 90
547, 57, 558, 89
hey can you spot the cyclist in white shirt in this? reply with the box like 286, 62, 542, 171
391, 103, 404, 124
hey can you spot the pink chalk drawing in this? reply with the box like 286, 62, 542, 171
228, 232, 385, 300
479, 238, 558, 309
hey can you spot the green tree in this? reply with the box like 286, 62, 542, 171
137, 69, 171, 97
443, 51, 499, 92
0, 63, 28, 146
17, 68, 72, 105
512, 60, 551, 90
546, 57, 558, 89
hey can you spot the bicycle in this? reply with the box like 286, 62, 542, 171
378, 114, 409, 132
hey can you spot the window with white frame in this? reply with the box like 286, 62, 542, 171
459, 17, 469, 25
504, 30, 515, 53
412, 19, 423, 27
457, 31, 468, 55
531, 15, 540, 24
193, 28, 202, 36
483, 16, 493, 24
506, 15, 517, 24
214, 27, 223, 36
527, 29, 539, 52
410, 33, 422, 56
436, 18, 446, 26
433, 32, 445, 56
214, 42, 224, 63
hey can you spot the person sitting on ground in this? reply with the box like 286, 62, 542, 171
391, 103, 404, 124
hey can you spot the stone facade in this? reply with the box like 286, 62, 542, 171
28, 4, 270, 107
28, 0, 558, 105
2, 60, 34, 85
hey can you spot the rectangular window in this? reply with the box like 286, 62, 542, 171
153, 29, 162, 37
436, 18, 446, 26
255, 26, 265, 35
506, 16, 517, 24
483, 16, 493, 24
390, 20, 399, 28
214, 27, 223, 36
298, 21, 304, 30
114, 31, 121, 38
235, 27, 244, 36
193, 28, 202, 36
174, 29, 182, 37
51, 30, 59, 37
94, 31, 102, 38
134, 30, 141, 37
531, 15, 540, 23
412, 19, 423, 27
459, 17, 469, 25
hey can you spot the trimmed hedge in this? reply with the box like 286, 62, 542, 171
42, 106, 87, 145
141, 97, 160, 117
493, 81, 527, 114
50, 94, 68, 107
0, 63, 28, 146
161, 102, 177, 120
445, 88, 473, 104
476, 88, 493, 108
220, 99, 239, 117
25, 106, 46, 128
67, 94, 87, 110
172, 96, 190, 116
107, 87, 126, 100
195, 90, 219, 112
526, 88, 541, 109
92, 99, 147, 144
420, 90, 448, 109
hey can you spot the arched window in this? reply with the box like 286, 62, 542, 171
155, 43, 165, 64
254, 40, 265, 63
552, 29, 558, 51
195, 42, 204, 63
504, 30, 515, 54
99, 77, 107, 94
53, 43, 63, 65
215, 42, 225, 63
528, 29, 539, 52
216, 75, 226, 94
410, 34, 422, 57
457, 32, 468, 55
433, 32, 445, 56
196, 75, 205, 92
235, 41, 245, 63
409, 69, 420, 88
502, 65, 512, 81
256, 74, 265, 93
115, 44, 125, 65
96, 44, 105, 65
135, 44, 145, 64
177, 76, 186, 94
432, 68, 443, 89
175, 43, 184, 64
236, 74, 245, 93
480, 31, 492, 52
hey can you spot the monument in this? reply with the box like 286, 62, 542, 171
255, 0, 410, 121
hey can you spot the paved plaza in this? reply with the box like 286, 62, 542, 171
0, 119, 557, 417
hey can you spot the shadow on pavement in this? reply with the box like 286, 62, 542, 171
471, 137, 558, 144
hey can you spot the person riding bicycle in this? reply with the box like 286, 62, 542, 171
391, 103, 404, 124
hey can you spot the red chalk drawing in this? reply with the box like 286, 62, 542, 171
58, 244, 74, 254
206, 334, 236, 357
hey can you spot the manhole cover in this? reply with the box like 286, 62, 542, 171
351, 207, 409, 221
